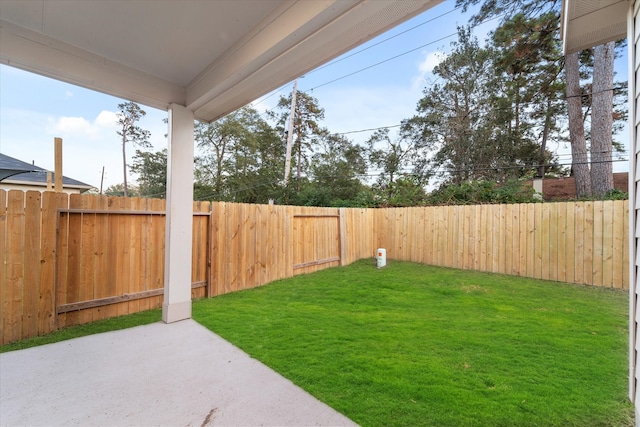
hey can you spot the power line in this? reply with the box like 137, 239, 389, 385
308, 5, 464, 75
250, 7, 467, 120
307, 14, 505, 92
337, 124, 401, 135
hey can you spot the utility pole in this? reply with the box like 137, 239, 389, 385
99, 166, 105, 194
283, 78, 297, 186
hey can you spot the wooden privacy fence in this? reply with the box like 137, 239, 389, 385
374, 201, 629, 289
0, 190, 211, 344
0, 190, 629, 345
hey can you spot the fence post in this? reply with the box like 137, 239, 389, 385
339, 208, 348, 266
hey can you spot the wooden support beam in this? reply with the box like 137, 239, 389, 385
293, 256, 340, 270
54, 137, 63, 192
293, 214, 339, 218
57, 289, 164, 313
57, 281, 207, 314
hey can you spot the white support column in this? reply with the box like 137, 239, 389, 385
629, 2, 639, 420
163, 103, 194, 323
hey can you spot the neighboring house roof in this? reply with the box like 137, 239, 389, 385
0, 153, 93, 191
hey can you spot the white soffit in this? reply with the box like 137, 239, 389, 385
0, 0, 442, 122
561, 0, 628, 54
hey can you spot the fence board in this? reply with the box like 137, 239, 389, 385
491, 205, 500, 273
428, 207, 437, 266
574, 202, 585, 284
449, 206, 457, 268
138, 198, 151, 310
78, 195, 96, 323
584, 202, 595, 286
91, 195, 107, 320
518, 204, 527, 276
540, 204, 551, 281
245, 204, 256, 290
564, 203, 575, 284
479, 205, 488, 272
611, 200, 624, 289
548, 203, 558, 282
258, 204, 268, 286
118, 197, 132, 316
602, 201, 614, 288
0, 190, 6, 340
23, 191, 41, 339
534, 204, 543, 279
512, 204, 521, 276
525, 204, 535, 278
4, 191, 24, 343
149, 198, 165, 308
210, 202, 223, 296
56, 197, 70, 328
592, 201, 604, 287
125, 198, 139, 315
453, 206, 462, 269
504, 204, 513, 275
473, 205, 481, 271
38, 192, 59, 334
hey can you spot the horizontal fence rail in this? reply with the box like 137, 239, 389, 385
0, 189, 629, 345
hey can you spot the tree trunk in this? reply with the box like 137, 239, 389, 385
296, 141, 302, 179
538, 98, 552, 178
565, 51, 591, 198
122, 135, 128, 197
590, 41, 615, 197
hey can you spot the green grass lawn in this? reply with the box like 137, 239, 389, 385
193, 259, 633, 427
0, 309, 161, 353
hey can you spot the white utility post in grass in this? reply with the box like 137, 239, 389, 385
163, 103, 195, 323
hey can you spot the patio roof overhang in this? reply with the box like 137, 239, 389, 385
0, 0, 442, 123
561, 0, 628, 54
0, 0, 445, 324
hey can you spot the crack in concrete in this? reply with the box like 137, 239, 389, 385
200, 407, 217, 427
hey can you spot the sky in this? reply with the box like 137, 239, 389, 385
0, 1, 630, 192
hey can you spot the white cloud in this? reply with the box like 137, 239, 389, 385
95, 110, 118, 128
65, 90, 73, 98
46, 110, 118, 140
411, 51, 447, 92
48, 116, 95, 136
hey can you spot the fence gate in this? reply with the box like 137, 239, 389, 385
292, 213, 344, 272
54, 203, 210, 329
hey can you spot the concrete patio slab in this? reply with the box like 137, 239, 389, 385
0, 319, 357, 427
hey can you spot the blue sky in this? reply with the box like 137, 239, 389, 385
0, 1, 629, 191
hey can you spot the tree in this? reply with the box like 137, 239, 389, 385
196, 106, 284, 203
130, 149, 167, 198
456, 0, 626, 198
270, 91, 325, 181
306, 131, 367, 205
104, 182, 139, 197
410, 28, 518, 184
366, 127, 428, 206
590, 41, 615, 197
116, 102, 151, 197
456, 0, 559, 25
491, 12, 565, 178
